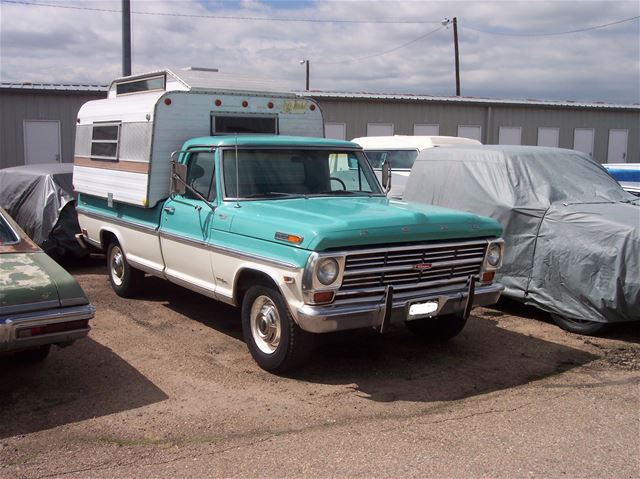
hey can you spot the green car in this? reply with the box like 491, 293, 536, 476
0, 208, 94, 361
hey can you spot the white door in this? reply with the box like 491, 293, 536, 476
367, 123, 394, 136
24, 120, 61, 165
414, 124, 439, 136
458, 125, 482, 141
573, 128, 594, 158
325, 122, 346, 140
537, 127, 559, 147
607, 129, 628, 163
498, 127, 522, 145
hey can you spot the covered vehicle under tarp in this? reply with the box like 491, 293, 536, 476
0, 163, 86, 258
403, 145, 640, 330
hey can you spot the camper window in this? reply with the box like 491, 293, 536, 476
212, 115, 278, 135
91, 123, 120, 161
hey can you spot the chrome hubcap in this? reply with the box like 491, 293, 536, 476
250, 295, 281, 354
110, 246, 124, 286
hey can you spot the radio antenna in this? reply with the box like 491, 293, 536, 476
234, 134, 241, 208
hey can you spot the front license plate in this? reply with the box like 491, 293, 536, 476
408, 301, 439, 318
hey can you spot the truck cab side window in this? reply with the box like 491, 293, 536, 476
185, 152, 216, 201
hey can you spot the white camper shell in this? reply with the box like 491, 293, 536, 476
73, 68, 324, 207
352, 135, 482, 199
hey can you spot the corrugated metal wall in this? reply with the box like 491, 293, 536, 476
1, 89, 638, 168
0, 90, 104, 169
316, 98, 640, 164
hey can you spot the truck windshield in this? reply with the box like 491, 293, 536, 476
222, 149, 383, 199
365, 150, 418, 170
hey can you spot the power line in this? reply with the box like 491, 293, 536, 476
4, 0, 637, 33
317, 25, 445, 64
463, 15, 640, 37
1, 0, 441, 24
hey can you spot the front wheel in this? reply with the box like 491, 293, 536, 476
550, 313, 608, 335
107, 240, 144, 298
405, 312, 468, 343
241, 285, 314, 373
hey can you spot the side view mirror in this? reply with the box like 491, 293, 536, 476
381, 160, 392, 193
171, 163, 187, 196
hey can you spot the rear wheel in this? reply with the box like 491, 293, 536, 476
107, 240, 144, 298
550, 313, 608, 335
405, 313, 468, 343
15, 345, 51, 362
241, 285, 314, 373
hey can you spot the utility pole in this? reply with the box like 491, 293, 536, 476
442, 17, 461, 96
453, 17, 460, 96
122, 0, 132, 76
300, 59, 310, 90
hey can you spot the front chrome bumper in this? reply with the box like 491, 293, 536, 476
0, 304, 95, 353
296, 282, 504, 333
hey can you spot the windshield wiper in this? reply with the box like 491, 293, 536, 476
313, 190, 375, 196
243, 191, 306, 199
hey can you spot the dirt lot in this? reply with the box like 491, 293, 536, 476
1, 257, 639, 478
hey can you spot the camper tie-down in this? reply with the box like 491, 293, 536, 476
73, 69, 505, 372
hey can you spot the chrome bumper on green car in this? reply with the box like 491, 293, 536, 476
0, 304, 95, 353
296, 281, 504, 334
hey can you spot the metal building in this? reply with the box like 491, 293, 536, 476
302, 92, 640, 164
0, 84, 105, 168
1, 83, 638, 169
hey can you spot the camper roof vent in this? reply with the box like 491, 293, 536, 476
183, 67, 219, 72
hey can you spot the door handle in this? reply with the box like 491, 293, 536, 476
163, 206, 175, 214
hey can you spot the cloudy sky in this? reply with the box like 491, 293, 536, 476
1, 0, 638, 104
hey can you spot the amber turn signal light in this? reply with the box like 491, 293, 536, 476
274, 232, 303, 244
481, 272, 495, 283
313, 291, 334, 303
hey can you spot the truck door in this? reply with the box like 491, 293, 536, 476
160, 150, 218, 294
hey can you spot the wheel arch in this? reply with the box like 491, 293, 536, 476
233, 267, 282, 308
99, 228, 125, 251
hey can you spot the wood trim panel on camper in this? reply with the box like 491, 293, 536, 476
74, 156, 150, 174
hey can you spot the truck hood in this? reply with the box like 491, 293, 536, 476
221, 196, 502, 251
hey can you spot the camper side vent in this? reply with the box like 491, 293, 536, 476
75, 125, 92, 157
120, 122, 153, 162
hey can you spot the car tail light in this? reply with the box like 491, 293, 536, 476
16, 319, 89, 338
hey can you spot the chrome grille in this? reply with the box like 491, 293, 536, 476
340, 240, 487, 293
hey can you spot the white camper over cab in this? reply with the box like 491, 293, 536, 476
73, 68, 324, 208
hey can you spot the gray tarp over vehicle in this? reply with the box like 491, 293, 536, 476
0, 163, 85, 257
403, 145, 640, 325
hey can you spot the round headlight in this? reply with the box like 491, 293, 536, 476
487, 244, 502, 267
317, 258, 339, 285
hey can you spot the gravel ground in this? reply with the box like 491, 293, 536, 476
1, 256, 639, 478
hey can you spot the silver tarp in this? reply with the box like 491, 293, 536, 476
404, 145, 640, 323
0, 163, 85, 257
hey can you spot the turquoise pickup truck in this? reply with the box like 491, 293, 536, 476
77, 135, 504, 372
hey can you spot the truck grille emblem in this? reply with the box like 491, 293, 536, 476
414, 263, 433, 270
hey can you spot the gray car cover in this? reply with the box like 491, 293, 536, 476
404, 145, 640, 323
0, 163, 85, 257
